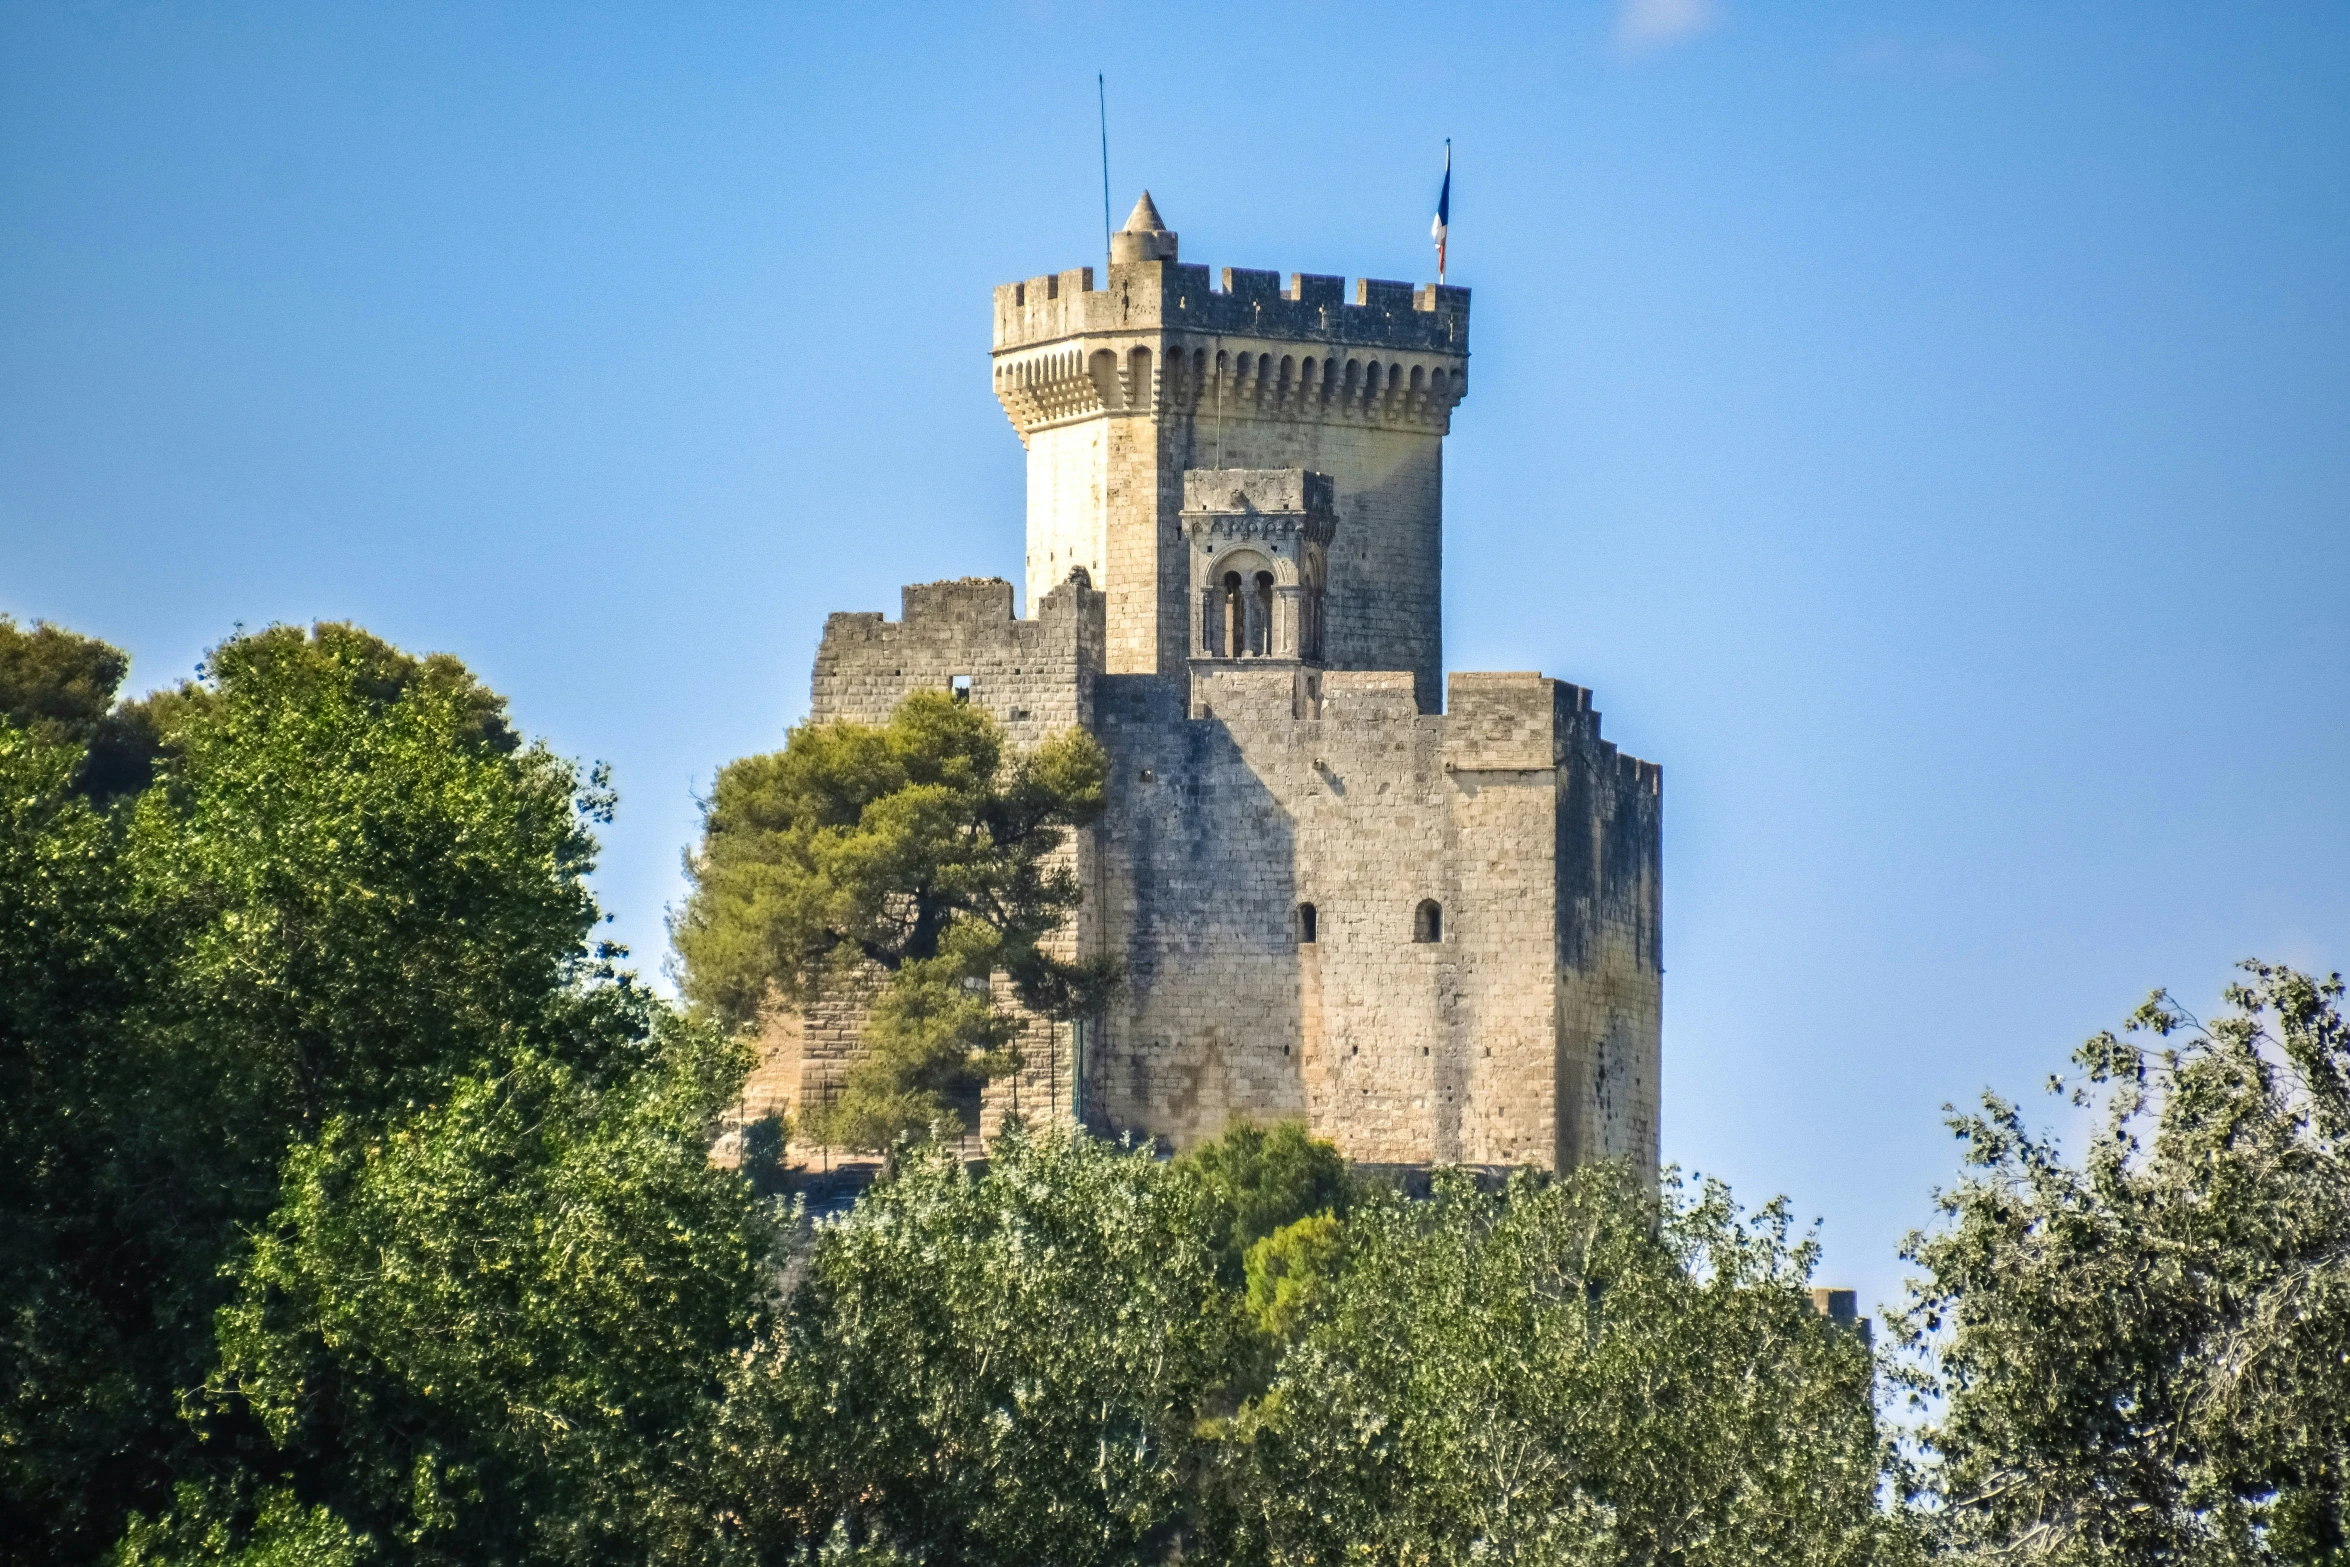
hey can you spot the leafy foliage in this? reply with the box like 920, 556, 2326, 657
674, 691, 1112, 1150
702, 1124, 1901, 1567
0, 620, 772, 1567
1174, 1118, 1353, 1286
112, 1486, 372, 1567
205, 1020, 772, 1564
1221, 1164, 1897, 1567
725, 1124, 1239, 1565
1242, 1212, 1345, 1341
1897, 963, 2350, 1565
0, 614, 157, 800
0, 721, 166, 1560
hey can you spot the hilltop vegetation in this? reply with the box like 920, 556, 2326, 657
2, 614, 2344, 1565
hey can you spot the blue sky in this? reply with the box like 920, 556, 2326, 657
5, 1, 2346, 1319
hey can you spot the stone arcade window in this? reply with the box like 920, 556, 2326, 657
1297, 902, 1317, 944
1413, 899, 1443, 943
1206, 563, 1284, 659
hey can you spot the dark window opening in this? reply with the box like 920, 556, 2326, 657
1413, 899, 1442, 943
1297, 902, 1317, 944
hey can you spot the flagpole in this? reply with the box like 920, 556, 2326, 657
1098, 75, 1113, 271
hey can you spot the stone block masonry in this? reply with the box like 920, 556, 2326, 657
755, 193, 1663, 1176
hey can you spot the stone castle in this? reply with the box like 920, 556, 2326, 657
757, 194, 1663, 1173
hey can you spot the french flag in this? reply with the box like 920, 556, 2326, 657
1431, 140, 1451, 282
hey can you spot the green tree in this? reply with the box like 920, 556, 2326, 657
1174, 1119, 1353, 1285
111, 1485, 371, 1567
673, 691, 1112, 1152
0, 614, 158, 800
1, 620, 769, 1567
1896, 962, 2350, 1566
0, 614, 128, 743
0, 717, 162, 1561
200, 1017, 773, 1565
724, 1124, 1238, 1565
1243, 1212, 1345, 1341
1222, 1163, 1897, 1567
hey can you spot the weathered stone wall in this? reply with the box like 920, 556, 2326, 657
810, 574, 1102, 741
1553, 701, 1665, 1175
787, 574, 1106, 1139
1082, 667, 1660, 1171
754, 572, 1661, 1176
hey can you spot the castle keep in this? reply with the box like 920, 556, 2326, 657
769, 194, 1662, 1173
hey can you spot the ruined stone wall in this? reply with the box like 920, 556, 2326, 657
754, 575, 1106, 1138
810, 574, 1102, 741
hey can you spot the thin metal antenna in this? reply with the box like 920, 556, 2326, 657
1097, 74, 1113, 269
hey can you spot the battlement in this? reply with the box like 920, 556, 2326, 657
1439, 674, 1662, 791
992, 260, 1469, 357
818, 575, 1108, 641
811, 576, 1107, 738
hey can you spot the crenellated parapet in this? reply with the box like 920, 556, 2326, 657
991, 257, 1469, 442
992, 264, 1468, 355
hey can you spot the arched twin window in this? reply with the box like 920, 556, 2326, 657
1212, 568, 1277, 657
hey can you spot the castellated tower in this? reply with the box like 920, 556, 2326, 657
993, 192, 1466, 714
772, 194, 1663, 1176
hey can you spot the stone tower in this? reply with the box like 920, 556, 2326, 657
770, 195, 1664, 1178
993, 192, 1468, 713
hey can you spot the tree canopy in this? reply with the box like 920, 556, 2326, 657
1223, 1164, 1896, 1567
673, 692, 1113, 1150
15, 608, 2345, 1567
1896, 962, 2350, 1565
696, 1121, 1899, 1567
0, 620, 776, 1567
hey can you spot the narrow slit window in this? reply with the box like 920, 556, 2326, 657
1413, 899, 1442, 943
1297, 902, 1318, 944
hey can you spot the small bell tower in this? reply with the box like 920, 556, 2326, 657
1184, 467, 1335, 664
